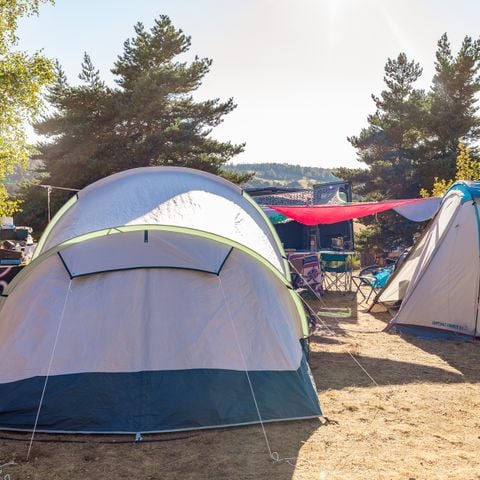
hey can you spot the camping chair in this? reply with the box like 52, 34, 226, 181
366, 246, 412, 310
301, 254, 323, 295
351, 265, 394, 303
289, 253, 323, 295
321, 253, 352, 292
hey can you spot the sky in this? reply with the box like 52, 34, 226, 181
16, 0, 480, 169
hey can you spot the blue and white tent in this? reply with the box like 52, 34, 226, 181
383, 181, 480, 339
0, 167, 321, 433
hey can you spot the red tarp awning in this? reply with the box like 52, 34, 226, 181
269, 198, 429, 225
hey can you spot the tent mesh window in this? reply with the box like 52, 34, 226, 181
249, 189, 313, 206
248, 183, 349, 207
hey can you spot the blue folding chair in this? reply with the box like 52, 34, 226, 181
351, 265, 394, 303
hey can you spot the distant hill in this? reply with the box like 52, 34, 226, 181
224, 163, 338, 188
6, 161, 338, 193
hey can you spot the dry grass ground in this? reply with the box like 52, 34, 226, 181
1, 290, 480, 479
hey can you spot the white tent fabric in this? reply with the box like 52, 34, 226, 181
36, 167, 287, 277
385, 181, 480, 339
379, 192, 460, 305
0, 234, 303, 384
393, 196, 441, 221
377, 233, 428, 305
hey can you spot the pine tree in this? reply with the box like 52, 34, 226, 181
340, 53, 427, 200
420, 34, 480, 189
19, 15, 248, 233
336, 35, 480, 252
335, 53, 428, 251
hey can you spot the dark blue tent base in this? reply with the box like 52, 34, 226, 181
388, 324, 478, 341
0, 359, 321, 433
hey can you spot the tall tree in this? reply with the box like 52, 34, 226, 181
335, 53, 428, 251
336, 53, 427, 200
420, 33, 480, 188
0, 0, 54, 216
336, 35, 480, 251
19, 16, 247, 233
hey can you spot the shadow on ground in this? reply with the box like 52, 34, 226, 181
306, 291, 479, 389
394, 334, 480, 383
309, 350, 471, 390
0, 417, 323, 480
306, 291, 360, 337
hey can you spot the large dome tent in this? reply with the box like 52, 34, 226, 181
383, 181, 480, 339
0, 167, 320, 433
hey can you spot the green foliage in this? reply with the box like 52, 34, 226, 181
0, 0, 46, 49
335, 34, 480, 251
416, 34, 480, 190
19, 15, 247, 233
420, 143, 480, 197
0, 0, 54, 216
354, 213, 423, 254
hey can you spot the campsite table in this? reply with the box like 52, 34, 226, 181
318, 250, 355, 255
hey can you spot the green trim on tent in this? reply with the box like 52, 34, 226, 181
32, 179, 291, 281
59, 225, 289, 280
33, 194, 78, 260
242, 191, 292, 280
4, 225, 309, 337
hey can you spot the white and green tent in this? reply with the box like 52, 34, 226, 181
382, 181, 480, 339
0, 167, 320, 433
